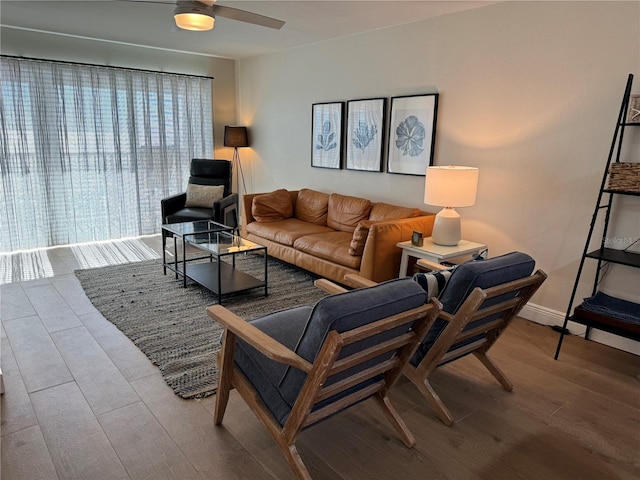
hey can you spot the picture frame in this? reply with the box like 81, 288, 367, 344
345, 97, 386, 172
311, 102, 344, 169
387, 93, 439, 176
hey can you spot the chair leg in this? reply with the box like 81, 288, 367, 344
374, 394, 415, 447
214, 333, 235, 425
473, 351, 514, 391
405, 371, 455, 426
280, 444, 313, 480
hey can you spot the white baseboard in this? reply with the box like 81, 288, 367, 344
520, 302, 640, 356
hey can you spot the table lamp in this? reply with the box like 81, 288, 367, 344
224, 126, 249, 194
424, 165, 479, 246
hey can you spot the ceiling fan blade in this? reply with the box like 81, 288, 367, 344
213, 5, 285, 30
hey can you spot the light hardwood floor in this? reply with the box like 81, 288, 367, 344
1, 236, 639, 480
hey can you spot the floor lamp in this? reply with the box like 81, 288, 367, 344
224, 126, 249, 194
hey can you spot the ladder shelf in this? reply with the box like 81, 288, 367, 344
554, 73, 640, 359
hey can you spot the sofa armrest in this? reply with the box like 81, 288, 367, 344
359, 214, 436, 283
161, 192, 187, 221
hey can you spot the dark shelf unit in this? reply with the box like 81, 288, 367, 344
554, 74, 640, 359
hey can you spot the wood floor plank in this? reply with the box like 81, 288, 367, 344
98, 401, 202, 480
29, 382, 130, 480
51, 326, 140, 416
22, 283, 83, 333
0, 425, 59, 480
0, 338, 38, 436
130, 373, 276, 480
3, 315, 74, 393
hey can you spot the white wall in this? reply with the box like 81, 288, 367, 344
236, 1, 640, 353
0, 27, 237, 158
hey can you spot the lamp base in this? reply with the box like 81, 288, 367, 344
431, 207, 461, 246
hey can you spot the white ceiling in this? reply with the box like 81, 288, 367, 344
0, 1, 495, 59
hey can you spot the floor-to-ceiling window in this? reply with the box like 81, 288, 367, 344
0, 56, 213, 252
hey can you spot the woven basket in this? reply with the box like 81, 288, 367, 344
607, 162, 640, 193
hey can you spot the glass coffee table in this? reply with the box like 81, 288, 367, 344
162, 220, 268, 304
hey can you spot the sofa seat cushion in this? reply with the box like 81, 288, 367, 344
295, 189, 329, 225
294, 231, 361, 269
246, 218, 333, 246
369, 202, 421, 221
327, 193, 372, 233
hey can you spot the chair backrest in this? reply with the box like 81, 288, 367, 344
412, 252, 544, 367
279, 278, 440, 427
189, 159, 232, 197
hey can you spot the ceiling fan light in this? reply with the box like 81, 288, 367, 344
174, 3, 215, 31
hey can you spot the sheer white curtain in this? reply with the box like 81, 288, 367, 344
0, 57, 213, 251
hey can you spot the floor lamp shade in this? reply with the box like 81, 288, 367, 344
424, 166, 479, 246
224, 126, 249, 148
224, 126, 249, 195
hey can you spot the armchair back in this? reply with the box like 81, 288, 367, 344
189, 159, 233, 196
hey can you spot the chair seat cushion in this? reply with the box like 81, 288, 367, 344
166, 208, 213, 223
235, 306, 313, 426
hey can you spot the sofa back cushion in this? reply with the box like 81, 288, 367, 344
252, 189, 293, 222
327, 193, 372, 233
369, 202, 421, 221
295, 189, 329, 225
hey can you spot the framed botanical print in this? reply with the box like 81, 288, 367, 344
387, 93, 439, 175
311, 102, 344, 169
345, 98, 386, 172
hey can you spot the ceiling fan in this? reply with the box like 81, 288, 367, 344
121, 0, 285, 32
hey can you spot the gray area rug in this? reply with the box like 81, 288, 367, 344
75, 254, 328, 399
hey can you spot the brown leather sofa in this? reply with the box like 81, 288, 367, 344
242, 188, 435, 284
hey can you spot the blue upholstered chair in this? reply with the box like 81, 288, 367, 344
207, 278, 442, 480
321, 251, 547, 426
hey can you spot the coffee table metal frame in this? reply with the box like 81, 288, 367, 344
161, 220, 268, 304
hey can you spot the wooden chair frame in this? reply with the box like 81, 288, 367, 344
317, 265, 547, 426
207, 296, 442, 480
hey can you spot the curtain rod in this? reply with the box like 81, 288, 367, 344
0, 54, 214, 80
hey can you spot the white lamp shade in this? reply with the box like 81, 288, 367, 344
424, 166, 479, 207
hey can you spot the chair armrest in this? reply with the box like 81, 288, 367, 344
344, 274, 378, 289
161, 192, 187, 220
416, 259, 449, 271
214, 192, 238, 210
207, 305, 312, 373
314, 279, 348, 294
214, 193, 239, 228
